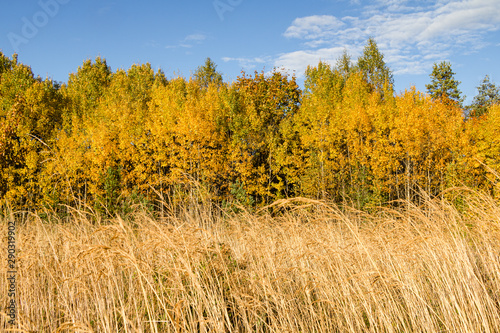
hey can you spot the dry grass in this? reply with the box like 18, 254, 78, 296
2, 190, 500, 332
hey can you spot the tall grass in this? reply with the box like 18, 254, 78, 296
2, 189, 500, 332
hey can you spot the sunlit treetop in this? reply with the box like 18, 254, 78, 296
426, 61, 464, 107
193, 57, 223, 88
469, 75, 500, 118
356, 38, 394, 95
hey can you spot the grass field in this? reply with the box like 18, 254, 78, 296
2, 189, 500, 332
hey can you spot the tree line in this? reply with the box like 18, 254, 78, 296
1, 39, 499, 214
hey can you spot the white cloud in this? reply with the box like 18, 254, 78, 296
418, 2, 500, 41
224, 0, 500, 78
165, 33, 208, 49
273, 47, 359, 77
144, 40, 161, 48
222, 56, 270, 70
184, 33, 207, 42
284, 15, 345, 39
278, 0, 500, 76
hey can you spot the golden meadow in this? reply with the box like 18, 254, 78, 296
2, 191, 500, 331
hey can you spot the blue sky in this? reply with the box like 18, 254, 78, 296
1, 0, 499, 104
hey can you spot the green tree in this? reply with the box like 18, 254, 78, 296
193, 57, 223, 88
469, 75, 499, 118
357, 38, 394, 94
153, 68, 168, 87
336, 50, 353, 80
426, 61, 463, 106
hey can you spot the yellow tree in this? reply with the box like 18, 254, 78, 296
229, 70, 301, 205
296, 61, 345, 200
466, 104, 500, 197
147, 74, 232, 207
297, 42, 396, 207
44, 57, 113, 209
81, 63, 157, 213
0, 53, 63, 209
339, 70, 378, 206
147, 76, 187, 191
390, 88, 463, 201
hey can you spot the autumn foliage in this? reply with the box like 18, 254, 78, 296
1, 48, 499, 214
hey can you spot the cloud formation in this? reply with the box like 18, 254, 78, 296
221, 56, 270, 70
279, 0, 500, 76
185, 33, 207, 42
274, 47, 348, 76
165, 33, 208, 49
283, 15, 345, 39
